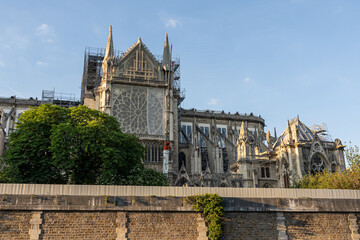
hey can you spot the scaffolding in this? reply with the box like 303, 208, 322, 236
42, 90, 80, 108
81, 47, 105, 102
81, 47, 125, 102
311, 123, 333, 142
172, 57, 185, 105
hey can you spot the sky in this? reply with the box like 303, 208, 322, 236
0, 0, 359, 147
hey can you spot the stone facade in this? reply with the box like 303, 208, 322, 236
82, 26, 180, 178
1, 188, 360, 240
82, 26, 346, 188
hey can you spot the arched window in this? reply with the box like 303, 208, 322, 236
178, 152, 186, 170
310, 153, 325, 175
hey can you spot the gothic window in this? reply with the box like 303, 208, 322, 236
261, 167, 270, 178
112, 86, 164, 136
144, 142, 162, 162
105, 89, 110, 106
217, 125, 227, 148
180, 122, 192, 143
199, 124, 210, 147
178, 152, 186, 170
113, 87, 147, 134
310, 153, 326, 175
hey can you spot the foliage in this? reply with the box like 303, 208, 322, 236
345, 144, 360, 171
125, 165, 168, 186
186, 193, 224, 240
294, 144, 360, 190
1, 104, 161, 185
293, 169, 360, 190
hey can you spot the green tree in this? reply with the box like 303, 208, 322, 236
125, 165, 168, 186
345, 144, 360, 171
294, 144, 360, 190
2, 104, 167, 186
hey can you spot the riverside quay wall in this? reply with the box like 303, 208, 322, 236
0, 184, 359, 240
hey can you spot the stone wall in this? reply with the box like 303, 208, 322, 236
0, 184, 359, 239
222, 212, 278, 240
0, 211, 31, 240
285, 213, 352, 240
127, 212, 199, 240
1, 210, 358, 239
41, 211, 118, 240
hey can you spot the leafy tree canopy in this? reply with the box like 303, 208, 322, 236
2, 104, 167, 186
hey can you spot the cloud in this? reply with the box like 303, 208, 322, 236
36, 24, 55, 43
36, 61, 46, 66
208, 98, 219, 106
165, 18, 180, 28
0, 61, 4, 67
244, 77, 251, 83
36, 24, 50, 35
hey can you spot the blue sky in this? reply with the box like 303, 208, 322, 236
0, 0, 359, 147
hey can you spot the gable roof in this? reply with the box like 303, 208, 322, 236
119, 37, 160, 65
273, 117, 325, 148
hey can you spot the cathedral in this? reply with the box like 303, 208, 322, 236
80, 26, 346, 188
0, 26, 346, 188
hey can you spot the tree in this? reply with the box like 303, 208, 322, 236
2, 104, 167, 186
294, 144, 360, 190
345, 144, 360, 171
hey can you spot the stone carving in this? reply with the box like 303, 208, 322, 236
147, 88, 164, 135
112, 85, 164, 135
113, 86, 147, 134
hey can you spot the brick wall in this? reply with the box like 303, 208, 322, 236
285, 213, 352, 240
0, 191, 360, 239
41, 211, 117, 240
222, 212, 278, 240
0, 211, 32, 240
127, 212, 198, 240
0, 210, 359, 239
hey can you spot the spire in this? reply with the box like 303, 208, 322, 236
274, 127, 277, 139
286, 120, 291, 133
104, 25, 114, 60
266, 131, 272, 151
239, 121, 246, 138
162, 33, 170, 71
137, 37, 142, 44
286, 120, 293, 143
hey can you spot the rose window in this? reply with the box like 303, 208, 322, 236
310, 154, 325, 175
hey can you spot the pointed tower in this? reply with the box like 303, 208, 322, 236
162, 33, 171, 71
102, 25, 115, 79
274, 127, 277, 139
266, 131, 272, 151
104, 25, 114, 60
237, 122, 251, 160
286, 120, 293, 144
239, 121, 247, 139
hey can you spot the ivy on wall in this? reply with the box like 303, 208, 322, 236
186, 193, 224, 240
